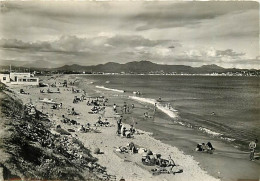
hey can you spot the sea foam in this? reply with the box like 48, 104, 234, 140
129, 96, 178, 119
198, 127, 223, 137
95, 86, 125, 93
130, 96, 228, 138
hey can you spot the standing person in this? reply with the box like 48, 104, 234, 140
124, 105, 127, 114
123, 102, 127, 113
113, 104, 117, 113
168, 103, 171, 109
117, 116, 123, 135
249, 139, 258, 161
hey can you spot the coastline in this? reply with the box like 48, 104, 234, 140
1, 74, 259, 181
75, 74, 260, 181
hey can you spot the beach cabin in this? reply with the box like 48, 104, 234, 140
0, 72, 39, 86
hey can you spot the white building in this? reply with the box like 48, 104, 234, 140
0, 72, 39, 86
0, 74, 10, 84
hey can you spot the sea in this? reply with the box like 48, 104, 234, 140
75, 75, 260, 152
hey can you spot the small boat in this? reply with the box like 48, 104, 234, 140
39, 82, 49, 87
48, 90, 60, 93
105, 81, 110, 84
39, 98, 57, 104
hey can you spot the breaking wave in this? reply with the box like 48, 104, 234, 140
129, 96, 178, 119
95, 86, 125, 93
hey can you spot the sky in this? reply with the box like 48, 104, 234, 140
0, 1, 259, 69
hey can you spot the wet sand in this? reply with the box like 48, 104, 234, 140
121, 101, 260, 181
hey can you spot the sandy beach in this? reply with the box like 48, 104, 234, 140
1, 74, 259, 181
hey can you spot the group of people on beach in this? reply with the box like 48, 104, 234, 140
195, 142, 215, 154
95, 117, 111, 127
142, 149, 171, 166
113, 102, 135, 114
115, 141, 182, 175
116, 115, 136, 138
249, 139, 258, 161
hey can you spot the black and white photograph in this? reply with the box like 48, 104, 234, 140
0, 1, 259, 181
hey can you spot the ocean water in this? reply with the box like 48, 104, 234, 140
76, 75, 260, 151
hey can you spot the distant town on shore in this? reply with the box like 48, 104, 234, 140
0, 61, 259, 76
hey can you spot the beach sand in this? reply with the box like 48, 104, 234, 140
2, 74, 259, 181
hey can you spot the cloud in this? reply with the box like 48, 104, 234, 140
216, 49, 245, 57
107, 35, 177, 48
185, 47, 246, 59
0, 39, 52, 51
0, 35, 179, 53
129, 1, 258, 31
0, 35, 256, 69
0, 35, 180, 67
0, 1, 258, 69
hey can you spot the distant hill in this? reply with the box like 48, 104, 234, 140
1, 60, 259, 75
54, 61, 231, 74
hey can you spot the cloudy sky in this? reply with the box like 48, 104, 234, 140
0, 1, 259, 68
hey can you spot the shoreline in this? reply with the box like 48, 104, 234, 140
82, 75, 257, 152
1, 74, 259, 181
75, 74, 260, 181
1, 74, 218, 181
58, 73, 260, 77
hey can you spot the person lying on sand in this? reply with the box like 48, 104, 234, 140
152, 166, 183, 175
115, 146, 129, 153
95, 117, 111, 127
71, 108, 77, 115
115, 142, 138, 154
61, 115, 78, 125
73, 96, 81, 103
89, 106, 103, 114
155, 154, 175, 168
51, 104, 58, 110
78, 125, 89, 133
20, 89, 29, 95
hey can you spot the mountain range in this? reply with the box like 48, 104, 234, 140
0, 61, 259, 74
53, 61, 255, 74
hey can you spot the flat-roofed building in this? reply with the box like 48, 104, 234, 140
0, 72, 39, 86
